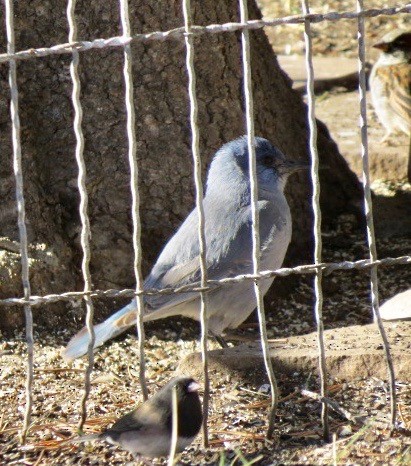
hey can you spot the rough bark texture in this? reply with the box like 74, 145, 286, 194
0, 0, 362, 330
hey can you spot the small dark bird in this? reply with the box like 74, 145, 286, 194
369, 30, 411, 143
75, 377, 202, 459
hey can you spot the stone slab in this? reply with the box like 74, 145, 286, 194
380, 289, 411, 321
178, 322, 411, 382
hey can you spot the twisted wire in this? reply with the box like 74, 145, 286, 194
356, 0, 397, 428
182, 0, 211, 447
1, 255, 410, 307
0, 6, 409, 64
66, 0, 96, 432
302, 0, 329, 441
4, 0, 34, 444
119, 0, 148, 401
239, 0, 279, 439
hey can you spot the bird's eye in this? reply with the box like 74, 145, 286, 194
263, 156, 273, 166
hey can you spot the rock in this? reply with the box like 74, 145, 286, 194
0, 239, 77, 328
380, 289, 411, 321
178, 321, 411, 382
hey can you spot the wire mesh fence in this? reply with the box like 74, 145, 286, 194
1, 0, 411, 462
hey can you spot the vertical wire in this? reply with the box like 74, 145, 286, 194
238, 0, 279, 439
182, 0, 210, 447
66, 0, 96, 431
356, 0, 397, 428
5, 0, 35, 444
167, 385, 179, 466
301, 0, 329, 442
119, 0, 148, 401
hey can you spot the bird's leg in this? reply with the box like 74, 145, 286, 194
209, 331, 229, 348
380, 130, 394, 145
129, 453, 148, 466
173, 452, 183, 464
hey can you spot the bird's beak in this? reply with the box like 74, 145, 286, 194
372, 41, 388, 52
187, 381, 201, 393
282, 159, 310, 174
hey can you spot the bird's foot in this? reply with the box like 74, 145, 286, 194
379, 131, 398, 146
209, 332, 229, 348
129, 453, 149, 466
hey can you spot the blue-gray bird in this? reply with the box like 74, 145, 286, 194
63, 136, 308, 361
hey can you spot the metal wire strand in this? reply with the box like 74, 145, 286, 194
4, 0, 35, 444
182, 0, 210, 448
1, 254, 410, 307
356, 0, 397, 428
66, 0, 96, 432
238, 0, 279, 439
0, 6, 409, 64
302, 0, 329, 442
167, 385, 179, 466
119, 0, 148, 401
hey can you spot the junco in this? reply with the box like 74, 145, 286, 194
74, 376, 202, 459
63, 136, 308, 361
369, 30, 411, 143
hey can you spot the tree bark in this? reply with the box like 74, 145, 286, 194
0, 0, 361, 330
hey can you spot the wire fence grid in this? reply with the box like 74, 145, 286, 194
2, 0, 411, 454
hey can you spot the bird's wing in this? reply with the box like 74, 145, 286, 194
62, 200, 283, 361
108, 402, 162, 434
389, 63, 411, 123
144, 199, 284, 310
62, 207, 204, 361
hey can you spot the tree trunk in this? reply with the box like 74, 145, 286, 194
0, 0, 361, 330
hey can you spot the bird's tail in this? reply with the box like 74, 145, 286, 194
62, 301, 138, 362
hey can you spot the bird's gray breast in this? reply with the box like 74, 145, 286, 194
253, 191, 291, 265
205, 195, 292, 333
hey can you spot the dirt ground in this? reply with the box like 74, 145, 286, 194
1, 1, 411, 465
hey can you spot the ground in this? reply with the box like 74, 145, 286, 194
1, 1, 411, 465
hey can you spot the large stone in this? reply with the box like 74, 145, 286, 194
380, 289, 411, 321
178, 321, 411, 382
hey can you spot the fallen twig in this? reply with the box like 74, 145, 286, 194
210, 430, 266, 440
301, 389, 361, 424
33, 449, 45, 466
35, 367, 85, 373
